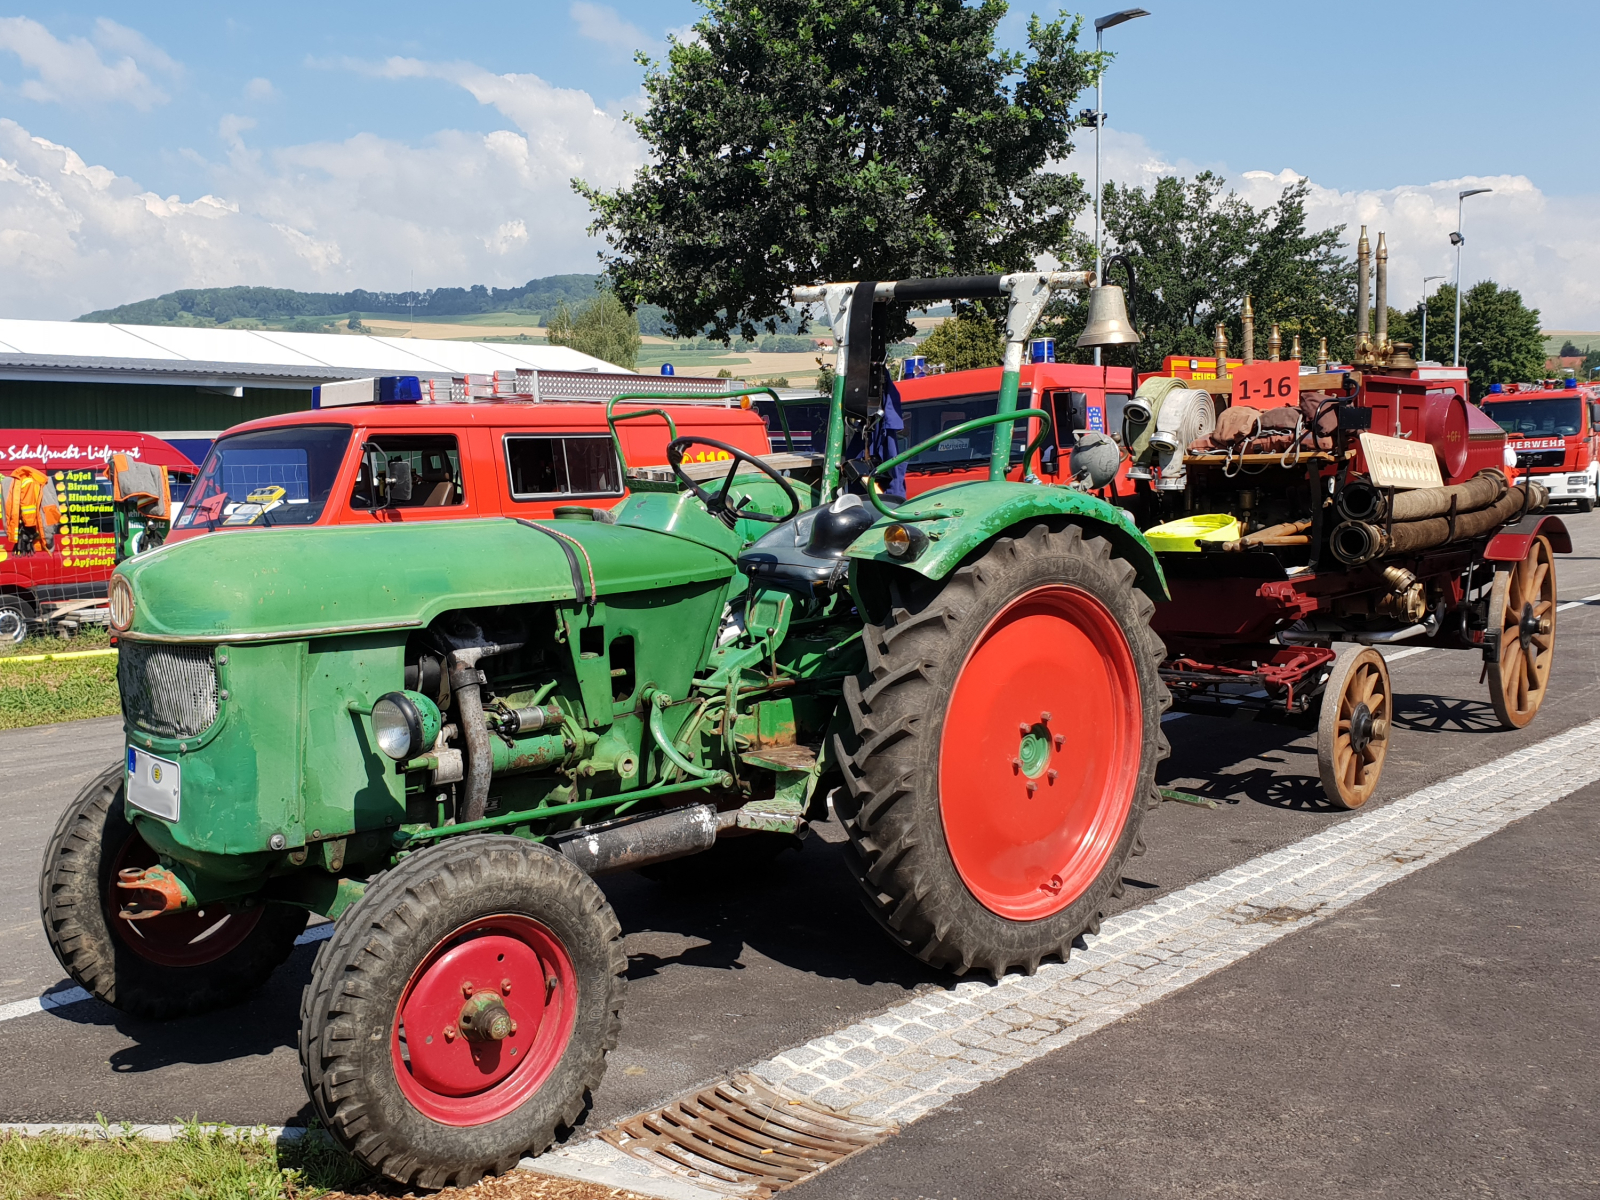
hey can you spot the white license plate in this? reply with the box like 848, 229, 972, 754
127, 747, 181, 821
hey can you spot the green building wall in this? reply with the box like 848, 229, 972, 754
0, 380, 312, 432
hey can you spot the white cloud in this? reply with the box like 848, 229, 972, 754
0, 55, 647, 319
1056, 129, 1600, 329
244, 76, 277, 101
0, 16, 178, 109
569, 2, 657, 59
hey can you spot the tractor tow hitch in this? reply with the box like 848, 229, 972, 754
116, 864, 197, 920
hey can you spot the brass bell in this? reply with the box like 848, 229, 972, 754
1075, 284, 1141, 348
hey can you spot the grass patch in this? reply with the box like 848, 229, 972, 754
0, 633, 119, 729
0, 1122, 376, 1200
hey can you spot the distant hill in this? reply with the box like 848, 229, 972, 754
77, 275, 609, 328
77, 277, 818, 339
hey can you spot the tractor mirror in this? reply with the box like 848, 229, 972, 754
387, 459, 414, 505
1039, 444, 1060, 477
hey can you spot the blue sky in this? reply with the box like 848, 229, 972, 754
1, 1, 1596, 324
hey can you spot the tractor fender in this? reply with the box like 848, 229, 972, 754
845, 480, 1168, 602
1483, 512, 1571, 562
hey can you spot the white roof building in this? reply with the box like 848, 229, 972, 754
0, 318, 622, 389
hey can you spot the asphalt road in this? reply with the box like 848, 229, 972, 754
2, 513, 1597, 1196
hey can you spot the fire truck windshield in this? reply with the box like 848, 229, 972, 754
175, 425, 352, 530
1484, 398, 1583, 437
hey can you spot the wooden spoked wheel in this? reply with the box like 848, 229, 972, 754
1317, 645, 1392, 811
1487, 535, 1556, 729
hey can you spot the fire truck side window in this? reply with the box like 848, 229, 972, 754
504, 435, 623, 500
355, 436, 464, 508
1104, 393, 1131, 441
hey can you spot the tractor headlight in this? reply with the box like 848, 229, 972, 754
372, 690, 442, 761
882, 523, 929, 561
109, 574, 135, 632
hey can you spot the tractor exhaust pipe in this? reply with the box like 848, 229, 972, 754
555, 805, 720, 875
447, 642, 523, 824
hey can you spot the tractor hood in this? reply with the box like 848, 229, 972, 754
117, 517, 737, 643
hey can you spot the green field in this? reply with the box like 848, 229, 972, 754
1542, 331, 1600, 359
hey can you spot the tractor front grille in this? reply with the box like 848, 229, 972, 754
118, 642, 219, 739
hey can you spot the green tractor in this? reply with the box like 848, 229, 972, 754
39, 273, 1170, 1187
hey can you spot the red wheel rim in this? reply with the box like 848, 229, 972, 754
106, 830, 263, 968
939, 585, 1141, 921
392, 914, 578, 1126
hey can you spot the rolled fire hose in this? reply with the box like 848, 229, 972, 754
1330, 481, 1546, 565
1337, 468, 1507, 524
1124, 375, 1190, 463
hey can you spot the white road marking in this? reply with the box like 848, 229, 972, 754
1380, 646, 1431, 663
531, 716, 1600, 1199
1556, 591, 1600, 613
0, 921, 334, 1025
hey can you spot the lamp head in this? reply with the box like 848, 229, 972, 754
1459, 187, 1492, 200
1095, 7, 1150, 31
1449, 232, 1464, 246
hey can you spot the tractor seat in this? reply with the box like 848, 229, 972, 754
736, 493, 878, 594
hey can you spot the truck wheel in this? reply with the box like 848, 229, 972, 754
835, 523, 1169, 978
0, 594, 34, 643
38, 762, 308, 1020
1487, 535, 1556, 729
300, 835, 626, 1190
1576, 496, 1595, 514
1315, 646, 1392, 810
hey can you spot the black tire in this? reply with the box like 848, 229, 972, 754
1577, 496, 1595, 514
299, 835, 627, 1190
834, 522, 1169, 978
0, 593, 35, 643
38, 762, 309, 1020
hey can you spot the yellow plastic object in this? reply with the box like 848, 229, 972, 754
1145, 513, 1241, 553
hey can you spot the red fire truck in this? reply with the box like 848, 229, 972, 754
0, 430, 197, 641
1481, 380, 1600, 512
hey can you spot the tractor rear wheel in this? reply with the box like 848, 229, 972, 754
835, 523, 1169, 978
1487, 535, 1556, 729
299, 835, 626, 1190
38, 762, 308, 1019
1315, 645, 1392, 810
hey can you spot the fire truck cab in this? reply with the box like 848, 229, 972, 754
1481, 379, 1600, 511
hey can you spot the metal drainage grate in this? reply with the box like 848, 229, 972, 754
601, 1073, 893, 1196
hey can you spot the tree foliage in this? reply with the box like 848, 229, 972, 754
546, 292, 642, 369
1042, 172, 1356, 373
918, 312, 1004, 372
1388, 281, 1544, 396
577, 0, 1100, 342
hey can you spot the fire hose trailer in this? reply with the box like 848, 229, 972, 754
1132, 228, 1567, 809
37, 272, 1172, 1188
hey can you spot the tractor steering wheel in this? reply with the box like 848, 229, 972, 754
667, 437, 801, 528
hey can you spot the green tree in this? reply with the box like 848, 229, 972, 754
1392, 282, 1543, 396
918, 311, 1004, 371
577, 0, 1100, 343
347, 311, 365, 331
1559, 339, 1582, 357
545, 292, 642, 369
1042, 173, 1356, 373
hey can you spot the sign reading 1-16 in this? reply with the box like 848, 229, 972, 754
1229, 360, 1302, 409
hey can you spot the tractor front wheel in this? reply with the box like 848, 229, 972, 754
38, 762, 308, 1019
299, 835, 626, 1190
836, 523, 1169, 978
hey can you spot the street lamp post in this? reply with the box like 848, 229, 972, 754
1420, 274, 1445, 362
1451, 187, 1492, 368
1090, 7, 1150, 367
